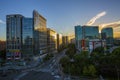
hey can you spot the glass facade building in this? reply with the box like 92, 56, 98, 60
33, 10, 47, 55
6, 14, 23, 60
84, 26, 99, 39
6, 10, 53, 61
22, 18, 33, 59
75, 25, 83, 50
75, 25, 99, 50
84, 26, 99, 47
101, 27, 113, 46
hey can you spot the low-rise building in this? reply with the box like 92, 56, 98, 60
89, 39, 106, 53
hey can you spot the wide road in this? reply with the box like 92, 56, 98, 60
37, 49, 66, 72
19, 71, 55, 80
16, 49, 67, 80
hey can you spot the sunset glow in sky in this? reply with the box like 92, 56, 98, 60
0, 0, 120, 40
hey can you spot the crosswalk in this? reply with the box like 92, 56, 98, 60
14, 72, 28, 80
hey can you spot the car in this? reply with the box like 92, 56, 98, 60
54, 75, 60, 79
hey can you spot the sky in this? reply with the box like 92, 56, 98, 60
0, 0, 120, 40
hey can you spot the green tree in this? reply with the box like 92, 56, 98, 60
0, 49, 6, 60
65, 44, 76, 58
83, 66, 89, 76
88, 65, 97, 77
43, 53, 53, 61
112, 47, 120, 56
60, 56, 70, 67
59, 56, 70, 73
83, 65, 97, 77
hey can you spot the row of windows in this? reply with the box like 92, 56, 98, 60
7, 40, 20, 44
7, 45, 20, 49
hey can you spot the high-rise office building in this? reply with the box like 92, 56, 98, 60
101, 27, 113, 46
101, 32, 106, 40
75, 25, 83, 50
6, 10, 54, 61
6, 10, 48, 59
22, 18, 33, 59
33, 10, 47, 55
62, 36, 69, 45
6, 14, 23, 60
57, 34, 62, 50
75, 25, 99, 51
47, 28, 57, 54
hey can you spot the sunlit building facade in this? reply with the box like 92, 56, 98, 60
57, 34, 62, 50
33, 10, 47, 55
47, 28, 57, 54
6, 10, 57, 61
62, 36, 69, 46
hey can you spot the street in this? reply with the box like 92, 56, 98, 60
0, 49, 66, 80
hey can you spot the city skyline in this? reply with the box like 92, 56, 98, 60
0, 0, 120, 40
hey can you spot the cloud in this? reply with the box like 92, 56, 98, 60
86, 11, 106, 26
99, 20, 120, 32
100, 21, 120, 28
0, 19, 5, 24
114, 32, 120, 38
114, 27, 120, 32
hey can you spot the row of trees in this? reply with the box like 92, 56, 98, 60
58, 44, 68, 52
60, 52, 97, 77
91, 47, 120, 79
60, 44, 97, 77
60, 44, 120, 79
43, 53, 54, 62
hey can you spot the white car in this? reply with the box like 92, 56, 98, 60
54, 75, 60, 79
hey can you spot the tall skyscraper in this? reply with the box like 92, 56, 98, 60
33, 10, 47, 55
6, 14, 23, 60
22, 18, 33, 59
6, 10, 56, 61
75, 25, 99, 51
101, 27, 113, 46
